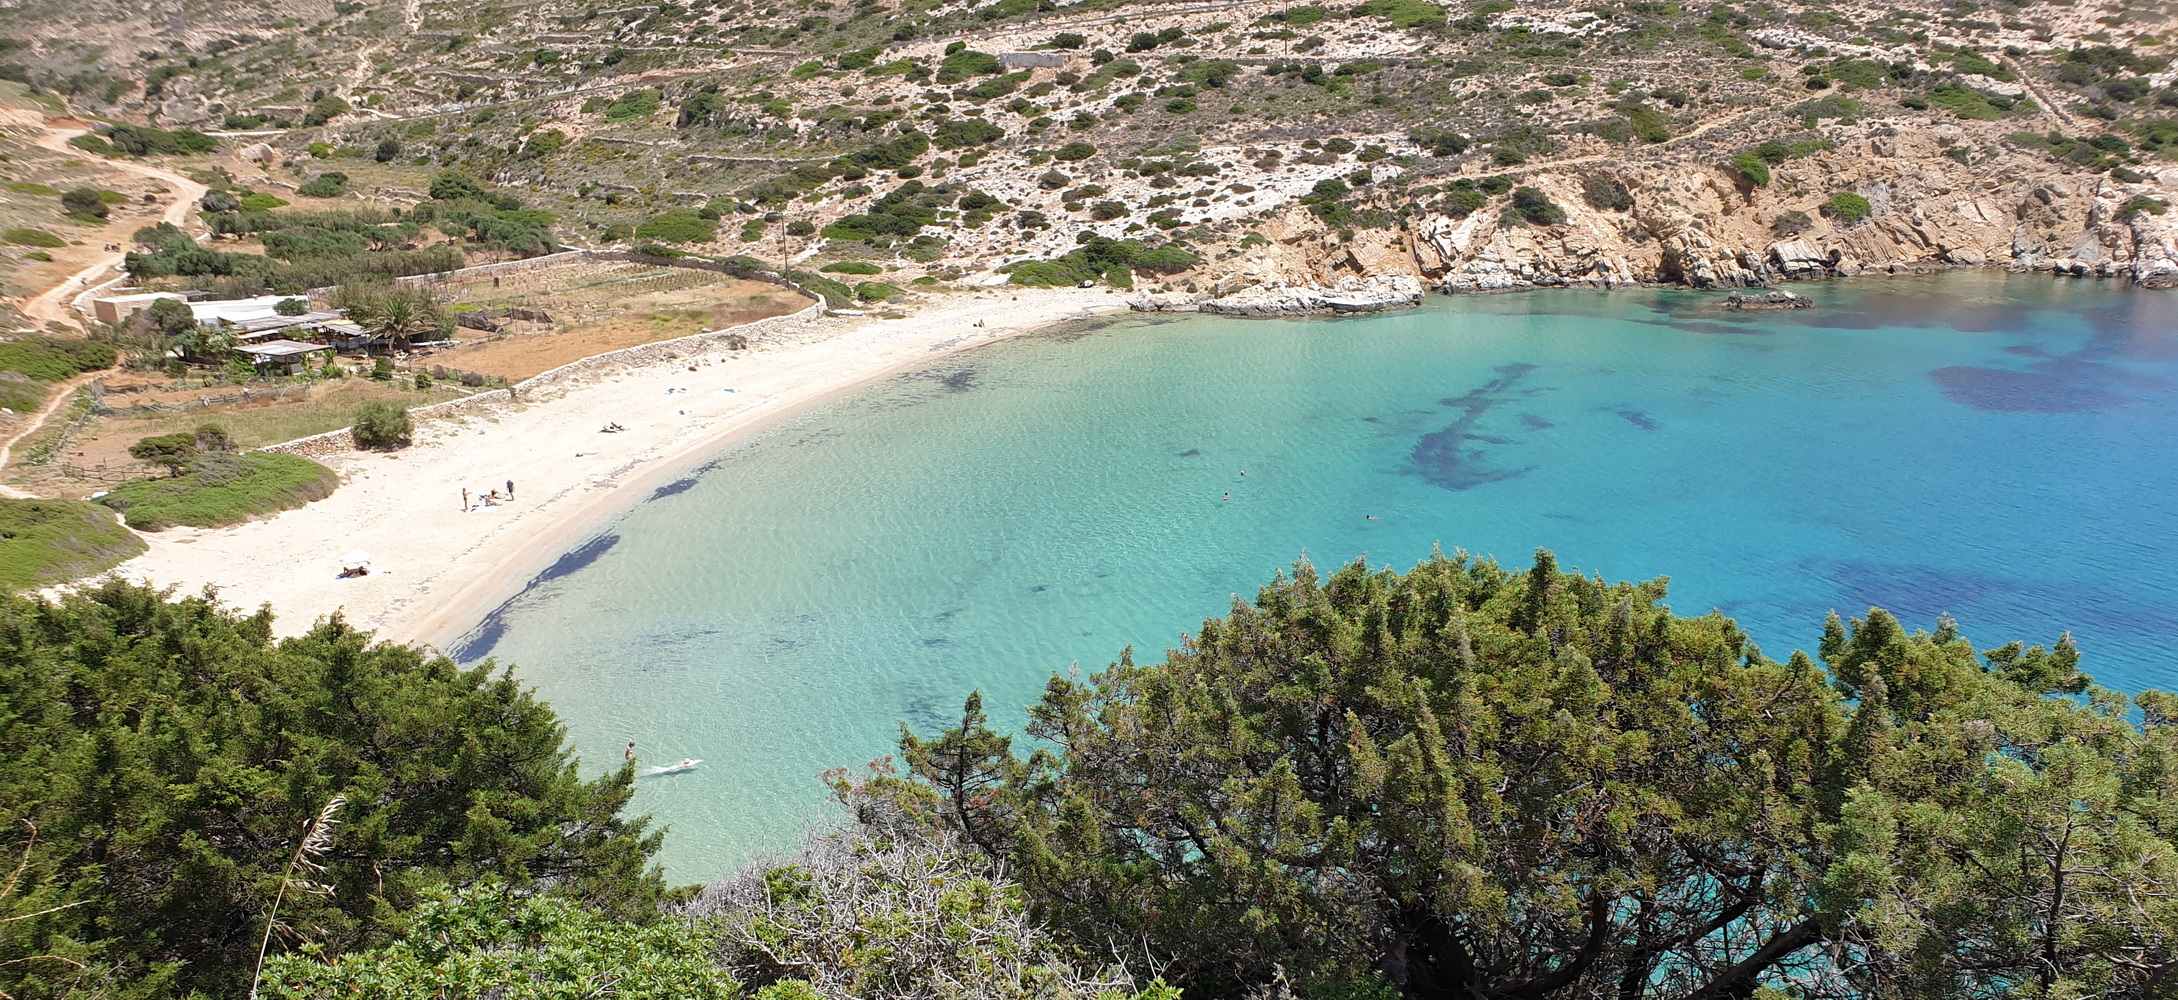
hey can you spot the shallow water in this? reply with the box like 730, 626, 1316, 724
456, 272, 2178, 880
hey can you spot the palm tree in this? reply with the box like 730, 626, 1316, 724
334, 284, 440, 353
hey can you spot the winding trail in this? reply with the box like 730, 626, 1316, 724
17, 124, 209, 329
0, 372, 96, 498
4, 120, 209, 495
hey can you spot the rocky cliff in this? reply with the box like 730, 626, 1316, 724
1167, 117, 2178, 306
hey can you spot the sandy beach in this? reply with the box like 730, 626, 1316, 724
106, 286, 1125, 651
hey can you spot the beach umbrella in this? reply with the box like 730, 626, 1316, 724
340, 550, 373, 569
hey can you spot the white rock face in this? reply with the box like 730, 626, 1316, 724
1130, 275, 1423, 315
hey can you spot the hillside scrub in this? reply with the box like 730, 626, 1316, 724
1007, 235, 1197, 287
635, 209, 720, 244
2, 228, 64, 248
99, 452, 338, 529
0, 499, 145, 589
0, 337, 116, 382
1823, 190, 1873, 223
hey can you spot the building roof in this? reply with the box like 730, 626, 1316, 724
243, 339, 325, 359
96, 292, 184, 305
190, 295, 310, 325
231, 312, 342, 338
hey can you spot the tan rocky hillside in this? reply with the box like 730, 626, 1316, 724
4, 0, 2176, 309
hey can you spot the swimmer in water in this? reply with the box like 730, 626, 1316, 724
1223, 492, 1231, 501
1239, 470, 1249, 477
1366, 515, 1381, 521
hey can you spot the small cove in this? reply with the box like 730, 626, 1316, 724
456, 272, 2178, 880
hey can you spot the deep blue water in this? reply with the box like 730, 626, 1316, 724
456, 272, 2178, 879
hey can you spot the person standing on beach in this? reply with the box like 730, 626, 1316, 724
506, 479, 514, 498
461, 488, 469, 512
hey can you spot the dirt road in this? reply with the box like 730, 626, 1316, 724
17, 122, 209, 329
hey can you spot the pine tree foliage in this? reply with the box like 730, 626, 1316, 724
0, 581, 668, 999
842, 550, 2178, 1000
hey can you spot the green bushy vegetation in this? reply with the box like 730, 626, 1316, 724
931, 118, 1006, 149
1352, 0, 1445, 28
820, 260, 883, 274
1822, 190, 1873, 223
935, 49, 1003, 84
296, 171, 350, 198
843, 550, 2178, 1000
1729, 150, 1771, 186
0, 499, 145, 590
352, 399, 414, 449
1, 228, 63, 248
131, 169, 550, 293
66, 123, 216, 157
100, 452, 338, 529
635, 209, 719, 244
820, 180, 956, 245
1925, 82, 2027, 120
1006, 234, 1197, 287
0, 581, 669, 998
605, 88, 664, 121
1505, 186, 1567, 226
0, 337, 116, 382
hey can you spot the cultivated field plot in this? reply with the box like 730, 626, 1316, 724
421, 260, 810, 380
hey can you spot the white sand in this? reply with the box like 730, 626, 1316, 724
107, 287, 1126, 650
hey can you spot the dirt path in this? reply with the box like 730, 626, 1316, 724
18, 123, 210, 329
0, 370, 97, 498
4, 120, 209, 497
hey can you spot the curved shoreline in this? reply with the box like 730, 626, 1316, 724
104, 287, 1125, 649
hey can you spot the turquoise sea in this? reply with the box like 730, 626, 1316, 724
455, 272, 2178, 880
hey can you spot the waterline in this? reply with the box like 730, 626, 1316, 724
461, 273, 2178, 880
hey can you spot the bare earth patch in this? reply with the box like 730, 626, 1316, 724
419, 261, 810, 381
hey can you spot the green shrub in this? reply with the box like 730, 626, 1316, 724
61, 187, 108, 219
263, 885, 739, 1000
2, 228, 63, 248
1614, 101, 1672, 143
128, 432, 199, 477
936, 49, 1003, 84
0, 499, 145, 590
1508, 187, 1567, 226
102, 452, 337, 530
821, 261, 884, 274
1772, 209, 1815, 236
1730, 151, 1772, 186
1581, 173, 1633, 211
2120, 195, 2170, 219
0, 338, 117, 382
239, 192, 289, 211
296, 172, 349, 198
1053, 141, 1097, 161
634, 210, 719, 244
1822, 191, 1872, 223
932, 118, 1006, 149
604, 88, 663, 122
855, 280, 902, 301
352, 400, 413, 450
1353, 0, 1445, 27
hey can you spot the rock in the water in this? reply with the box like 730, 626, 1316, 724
1723, 289, 1815, 310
